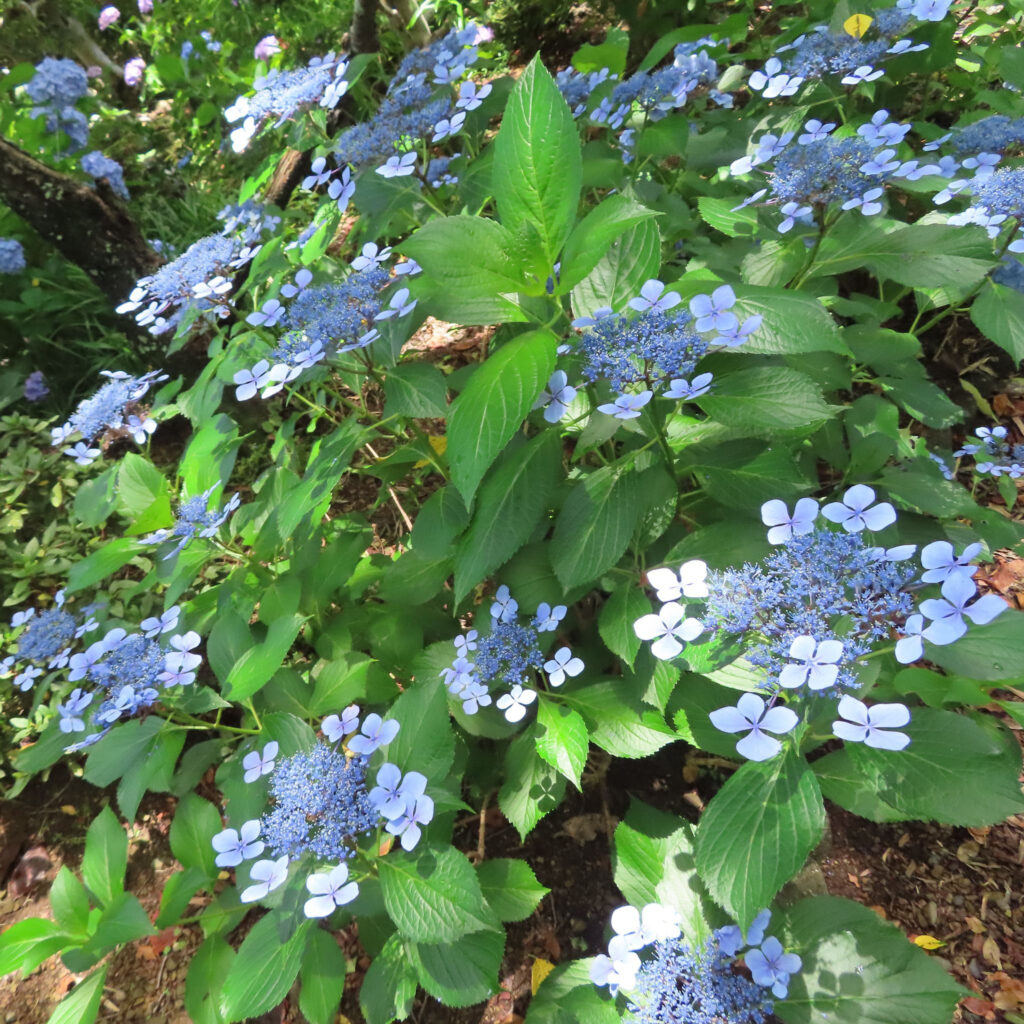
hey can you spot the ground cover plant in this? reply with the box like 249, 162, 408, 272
2, 0, 1024, 1021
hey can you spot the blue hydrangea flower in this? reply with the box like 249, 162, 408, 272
918, 573, 1006, 644
535, 370, 578, 423
745, 936, 803, 999
80, 151, 130, 201
821, 484, 896, 532
304, 863, 359, 917
347, 713, 399, 755
599, 391, 653, 420
778, 635, 844, 690
243, 741, 279, 782
240, 855, 289, 903
140, 487, 241, 558
710, 694, 799, 762
634, 603, 704, 660
383, 793, 434, 851
832, 696, 911, 750
761, 497, 818, 545
212, 820, 264, 867
0, 238, 26, 275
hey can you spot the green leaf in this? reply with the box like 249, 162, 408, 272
525, 959, 620, 1024
66, 538, 139, 593
550, 465, 647, 588
572, 217, 661, 320
865, 223, 995, 288
116, 727, 184, 820
493, 55, 582, 267
400, 216, 530, 324
536, 698, 589, 788
84, 717, 164, 788
777, 895, 966, 1024
448, 329, 557, 503
699, 367, 834, 435
559, 195, 659, 292
0, 918, 69, 976
733, 287, 847, 355
45, 964, 107, 1024
14, 723, 71, 775
378, 845, 494, 943
360, 933, 418, 1024
73, 466, 119, 528
85, 892, 155, 953
224, 613, 305, 700
179, 414, 242, 498
220, 917, 310, 1022
81, 806, 127, 909
925, 612, 1024, 680
387, 677, 455, 780
169, 793, 221, 879
499, 725, 567, 839
598, 584, 650, 668
384, 362, 450, 418
475, 859, 549, 922
116, 453, 168, 518
454, 431, 562, 602
563, 679, 676, 757
696, 195, 758, 238
309, 653, 372, 716
971, 280, 1024, 362
186, 936, 234, 1024
156, 867, 210, 928
50, 867, 91, 937
410, 486, 469, 560
814, 708, 1024, 825
299, 928, 347, 1024
407, 928, 504, 1007
695, 750, 825, 930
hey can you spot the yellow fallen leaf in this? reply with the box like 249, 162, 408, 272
913, 934, 945, 950
843, 13, 873, 38
532, 958, 555, 995
428, 435, 447, 455
60, 805, 78, 815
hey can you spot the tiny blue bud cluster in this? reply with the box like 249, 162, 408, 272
139, 486, 242, 558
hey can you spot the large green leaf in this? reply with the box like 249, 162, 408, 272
45, 964, 107, 1024
562, 679, 676, 758
384, 362, 450, 418
572, 217, 662, 319
83, 716, 164, 788
360, 933, 418, 1024
499, 725, 566, 839
378, 845, 494, 943
598, 584, 650, 669
454, 431, 562, 602
695, 750, 825, 930
536, 697, 589, 788
971, 279, 1024, 362
699, 366, 834, 435
925, 611, 1024, 681
49, 867, 90, 937
525, 960, 620, 1024
400, 216, 530, 324
66, 538, 139, 593
777, 896, 966, 1024
169, 793, 221, 879
447, 329, 557, 503
550, 465, 647, 588
386, 677, 455, 780
298, 928, 347, 1024
81, 806, 127, 909
686, 440, 814, 509
475, 859, 549, 922
224, 613, 305, 701
0, 918, 69, 977
220, 916, 310, 1022
814, 708, 1024, 825
185, 936, 233, 1024
493, 54, 582, 266
733, 287, 847, 355
407, 928, 504, 1008
559, 195, 659, 291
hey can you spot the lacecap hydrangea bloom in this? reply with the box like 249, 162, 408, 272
555, 279, 760, 422
746, 3, 935, 96
953, 424, 1024, 479
226, 50, 350, 153
2, 597, 200, 750
233, 249, 419, 400
442, 586, 582, 720
24, 57, 90, 151
139, 486, 241, 558
634, 485, 1007, 761
50, 369, 166, 465
591, 902, 797, 1019
213, 708, 434, 915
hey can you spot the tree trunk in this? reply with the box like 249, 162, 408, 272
351, 0, 380, 55
0, 136, 161, 308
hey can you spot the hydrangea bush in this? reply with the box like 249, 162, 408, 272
2, 2, 1024, 1023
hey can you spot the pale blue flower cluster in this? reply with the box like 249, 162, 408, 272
235, 252, 419, 400
950, 115, 1024, 155
139, 486, 241, 558
591, 901, 796, 1018
746, 3, 935, 96
560, 280, 759, 419
25, 57, 90, 151
117, 209, 270, 335
634, 486, 1006, 762
442, 586, 582, 721
50, 369, 165, 465
80, 151, 130, 201
954, 425, 1024, 479
214, 709, 433, 915
0, 238, 26, 274
2, 598, 199, 749
330, 26, 482, 180
226, 51, 350, 153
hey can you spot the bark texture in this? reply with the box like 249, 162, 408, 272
0, 136, 161, 306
